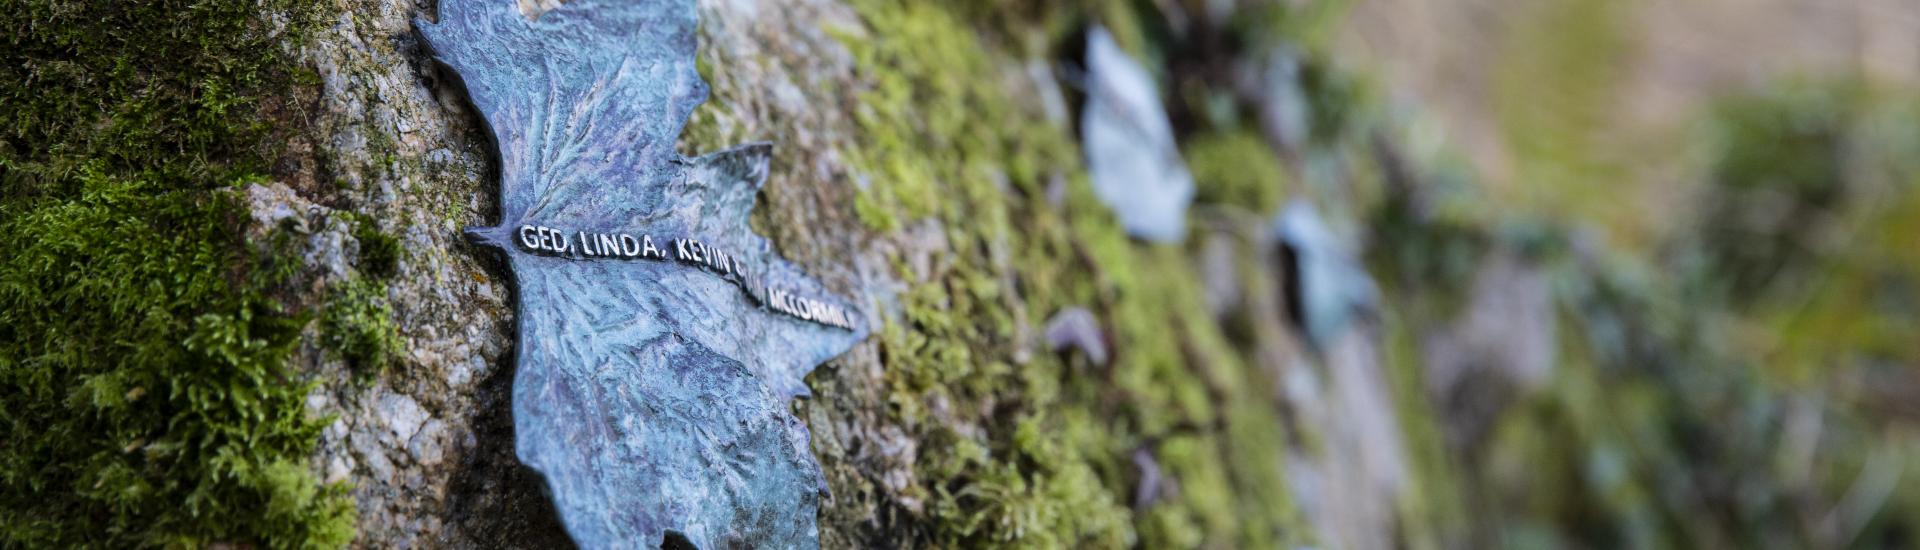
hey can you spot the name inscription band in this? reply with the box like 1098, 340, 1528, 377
513, 224, 857, 331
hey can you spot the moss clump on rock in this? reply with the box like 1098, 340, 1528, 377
349, 215, 403, 280
320, 277, 401, 376
1185, 130, 1289, 211
0, 0, 353, 547
833, 1, 1308, 546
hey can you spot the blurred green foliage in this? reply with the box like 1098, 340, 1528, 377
1684, 83, 1920, 383
1373, 76, 1920, 548
1694, 83, 1867, 300
1492, 0, 1646, 246
1369, 3, 1920, 543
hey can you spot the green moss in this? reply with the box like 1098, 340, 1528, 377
348, 215, 401, 280
0, 0, 352, 547
677, 53, 746, 156
1185, 130, 1288, 212
320, 278, 400, 375
330, 214, 403, 376
833, 1, 1307, 546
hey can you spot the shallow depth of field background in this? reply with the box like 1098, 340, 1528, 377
1330, 0, 1920, 546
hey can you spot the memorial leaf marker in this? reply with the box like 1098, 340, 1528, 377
418, 0, 866, 547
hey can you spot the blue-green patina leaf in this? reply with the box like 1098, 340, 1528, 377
417, 1, 865, 547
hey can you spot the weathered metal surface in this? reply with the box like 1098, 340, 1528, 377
417, 1, 866, 547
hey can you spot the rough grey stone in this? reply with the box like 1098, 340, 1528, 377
410, 419, 450, 467
379, 392, 429, 445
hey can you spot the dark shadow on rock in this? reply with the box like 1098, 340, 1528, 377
443, 340, 577, 549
